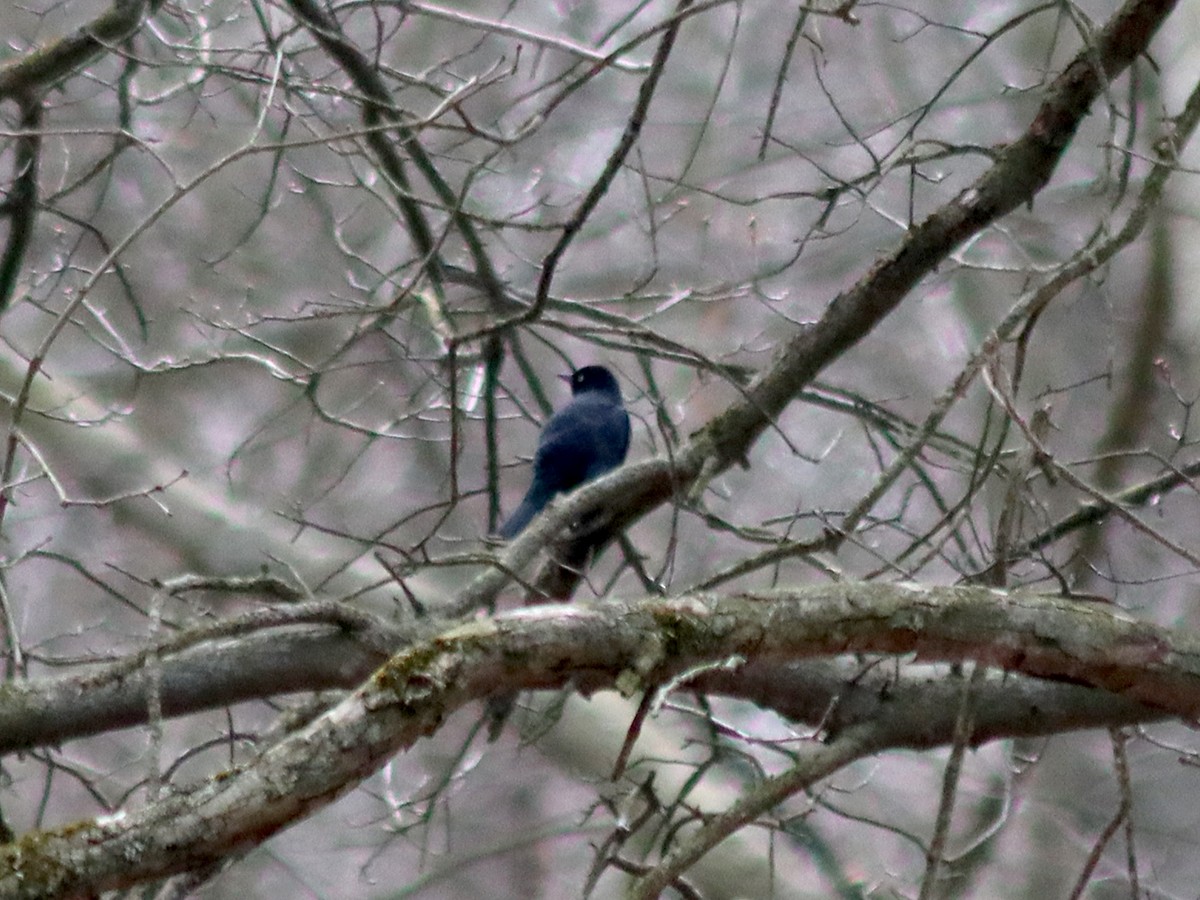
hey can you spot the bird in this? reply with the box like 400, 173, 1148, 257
498, 365, 630, 539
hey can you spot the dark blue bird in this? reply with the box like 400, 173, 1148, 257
499, 365, 630, 539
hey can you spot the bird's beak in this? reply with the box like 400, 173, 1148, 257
557, 373, 573, 384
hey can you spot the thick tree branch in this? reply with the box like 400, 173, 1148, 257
1, 583, 1196, 896
0, 616, 399, 755
0, 592, 1165, 757
0, 0, 162, 100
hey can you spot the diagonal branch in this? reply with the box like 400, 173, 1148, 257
0, 0, 163, 100
487, 0, 1180, 605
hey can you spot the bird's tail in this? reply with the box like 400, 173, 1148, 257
498, 492, 545, 539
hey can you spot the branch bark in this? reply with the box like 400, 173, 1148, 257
2, 583, 1196, 897
0, 0, 163, 100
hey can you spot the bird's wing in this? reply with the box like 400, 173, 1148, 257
582, 403, 630, 480
535, 396, 629, 487
530, 404, 600, 492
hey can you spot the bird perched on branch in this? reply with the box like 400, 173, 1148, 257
499, 365, 630, 539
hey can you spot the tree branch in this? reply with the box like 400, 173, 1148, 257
485, 0, 1180, 606
2, 583, 1195, 896
0, 0, 162, 100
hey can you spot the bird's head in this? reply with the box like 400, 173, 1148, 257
562, 365, 621, 400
